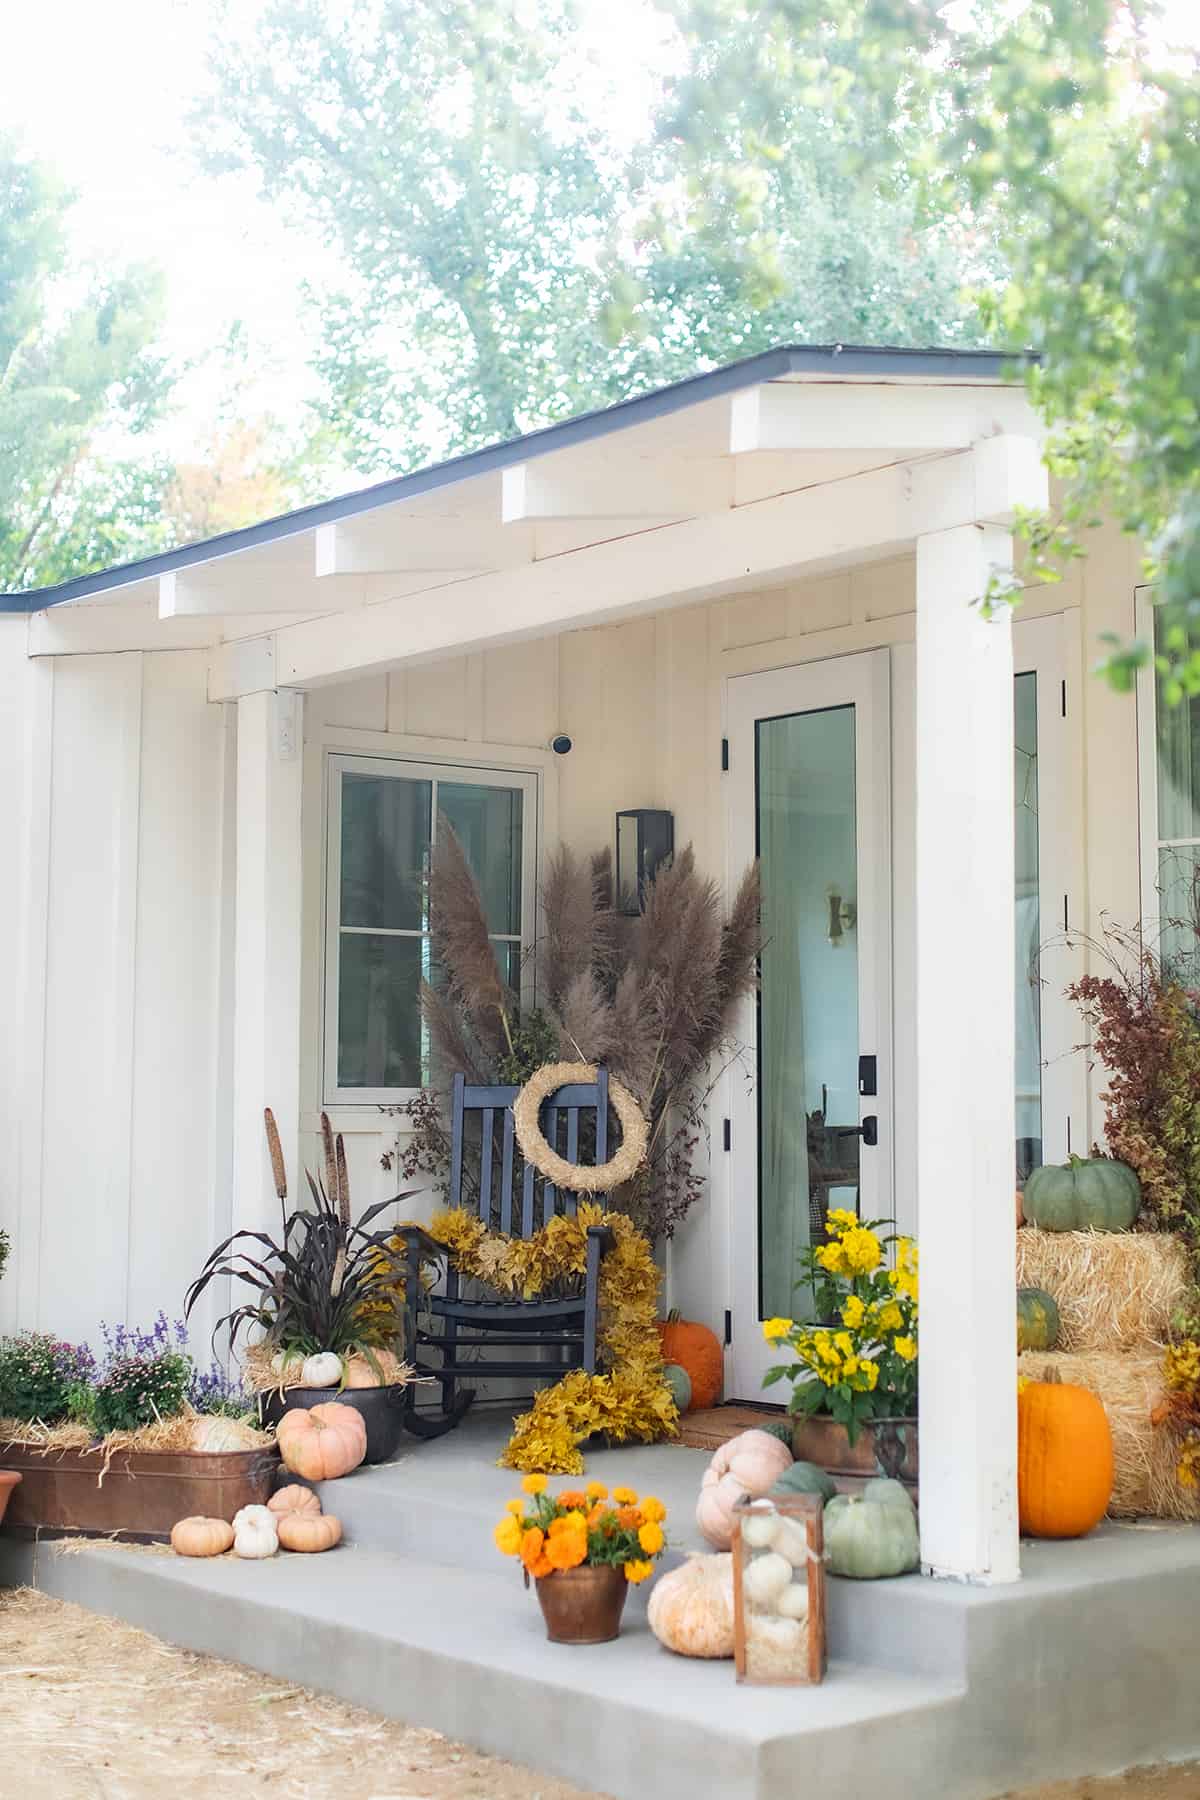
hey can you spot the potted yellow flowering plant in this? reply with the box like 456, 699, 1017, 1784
494, 1475, 668, 1643
762, 1210, 919, 1484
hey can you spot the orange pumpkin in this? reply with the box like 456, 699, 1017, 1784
278, 1512, 343, 1553
268, 1483, 322, 1518
658, 1309, 723, 1411
1018, 1370, 1113, 1538
276, 1401, 367, 1482
171, 1516, 234, 1558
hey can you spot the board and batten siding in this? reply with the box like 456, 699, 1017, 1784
0, 508, 1140, 1350
0, 634, 231, 1347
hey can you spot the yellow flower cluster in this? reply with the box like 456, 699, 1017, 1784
1164, 1340, 1200, 1395
410, 1204, 675, 1474
815, 1222, 883, 1278
887, 1238, 919, 1303
1177, 1436, 1200, 1489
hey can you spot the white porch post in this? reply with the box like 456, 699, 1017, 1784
915, 525, 1020, 1584
231, 689, 304, 1246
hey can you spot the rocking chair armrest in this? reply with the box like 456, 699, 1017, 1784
395, 1223, 446, 1261
586, 1223, 616, 1258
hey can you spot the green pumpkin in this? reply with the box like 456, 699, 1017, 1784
825, 1490, 920, 1580
663, 1362, 692, 1413
770, 1459, 837, 1505
1023, 1155, 1140, 1233
757, 1418, 796, 1450
860, 1477, 916, 1514
1017, 1287, 1061, 1352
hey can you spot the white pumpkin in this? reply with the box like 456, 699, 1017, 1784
695, 1429, 794, 1549
741, 1550, 793, 1609
190, 1414, 261, 1454
232, 1503, 279, 1559
771, 1515, 812, 1569
300, 1352, 343, 1389
647, 1554, 735, 1659
740, 1507, 779, 1552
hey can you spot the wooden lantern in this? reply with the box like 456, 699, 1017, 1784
731, 1493, 826, 1685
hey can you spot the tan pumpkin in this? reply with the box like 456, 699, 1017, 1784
276, 1401, 367, 1481
278, 1512, 344, 1553
341, 1349, 406, 1389
647, 1554, 735, 1658
268, 1483, 323, 1518
189, 1414, 263, 1453
695, 1429, 794, 1549
170, 1515, 234, 1558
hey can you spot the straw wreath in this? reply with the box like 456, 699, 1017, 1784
512, 1061, 648, 1193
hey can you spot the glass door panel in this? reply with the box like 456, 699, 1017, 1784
757, 705, 861, 1320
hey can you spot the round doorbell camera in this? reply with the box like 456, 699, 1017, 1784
549, 733, 573, 755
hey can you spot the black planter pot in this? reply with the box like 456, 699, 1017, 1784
257, 1384, 409, 1465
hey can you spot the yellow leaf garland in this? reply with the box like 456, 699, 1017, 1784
417, 1202, 678, 1473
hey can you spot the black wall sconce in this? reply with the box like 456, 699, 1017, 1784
616, 809, 675, 914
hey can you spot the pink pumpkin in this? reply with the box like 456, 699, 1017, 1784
695, 1428, 793, 1549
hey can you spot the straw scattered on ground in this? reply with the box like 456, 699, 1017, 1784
1016, 1229, 1188, 1354
1018, 1349, 1200, 1523
0, 1587, 602, 1800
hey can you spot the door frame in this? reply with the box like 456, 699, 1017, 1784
724, 649, 893, 1400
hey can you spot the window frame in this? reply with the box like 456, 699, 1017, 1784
322, 750, 540, 1106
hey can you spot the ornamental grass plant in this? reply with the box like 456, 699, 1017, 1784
762, 1211, 918, 1444
494, 1475, 668, 1585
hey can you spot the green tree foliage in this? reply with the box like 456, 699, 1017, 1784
198, 0, 997, 472
0, 136, 174, 591
653, 0, 1200, 688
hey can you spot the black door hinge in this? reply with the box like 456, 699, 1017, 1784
723, 1117, 731, 1152
1061, 678, 1067, 718
721, 737, 729, 771
723, 1309, 732, 1346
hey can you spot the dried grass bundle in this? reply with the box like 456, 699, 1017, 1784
429, 820, 514, 1059
554, 968, 614, 1064
242, 1342, 414, 1395
0, 1411, 274, 1458
1019, 1348, 1200, 1521
420, 979, 486, 1085
540, 846, 601, 1010
1016, 1228, 1188, 1352
637, 846, 724, 1088
0, 1418, 93, 1453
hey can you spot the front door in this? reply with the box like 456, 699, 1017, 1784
726, 652, 893, 1399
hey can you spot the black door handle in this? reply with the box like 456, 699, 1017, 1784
828, 1116, 878, 1147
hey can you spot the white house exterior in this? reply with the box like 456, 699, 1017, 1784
0, 343, 1162, 1585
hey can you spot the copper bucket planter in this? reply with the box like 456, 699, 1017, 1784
534, 1564, 629, 1644
0, 1471, 21, 1526
791, 1415, 918, 1489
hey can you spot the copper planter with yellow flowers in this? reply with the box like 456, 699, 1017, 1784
494, 1474, 667, 1644
763, 1211, 919, 1488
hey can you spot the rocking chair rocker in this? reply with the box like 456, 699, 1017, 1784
398, 1069, 616, 1439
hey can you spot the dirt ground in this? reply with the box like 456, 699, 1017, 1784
1, 1587, 1197, 1800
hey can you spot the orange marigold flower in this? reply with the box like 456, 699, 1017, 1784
520, 1527, 546, 1573
612, 1486, 638, 1505
623, 1558, 653, 1583
557, 1490, 587, 1510
615, 1506, 643, 1530
637, 1521, 664, 1556
639, 1495, 667, 1524
545, 1528, 588, 1571
585, 1482, 608, 1501
548, 1510, 587, 1537
494, 1516, 522, 1556
587, 1503, 612, 1529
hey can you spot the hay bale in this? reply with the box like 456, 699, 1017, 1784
1015, 1228, 1188, 1352
1018, 1348, 1200, 1522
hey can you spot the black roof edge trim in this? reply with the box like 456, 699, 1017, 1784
2, 341, 1030, 614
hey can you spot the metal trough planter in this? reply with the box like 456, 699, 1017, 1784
0, 1442, 280, 1541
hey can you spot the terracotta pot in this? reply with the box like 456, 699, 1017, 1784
791, 1415, 918, 1487
0, 1471, 22, 1526
534, 1564, 629, 1644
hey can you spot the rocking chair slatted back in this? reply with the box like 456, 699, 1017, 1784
450, 1069, 611, 1233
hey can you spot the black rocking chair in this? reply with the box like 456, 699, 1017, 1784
398, 1069, 616, 1438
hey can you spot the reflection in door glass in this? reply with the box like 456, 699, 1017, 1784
755, 706, 859, 1320
1014, 674, 1043, 1181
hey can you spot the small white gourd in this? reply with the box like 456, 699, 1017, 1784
772, 1515, 812, 1568
300, 1351, 343, 1389
232, 1503, 279, 1559
776, 1581, 810, 1621
740, 1508, 779, 1551
741, 1549, 792, 1608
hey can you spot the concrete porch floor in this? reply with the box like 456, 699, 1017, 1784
3, 1412, 1199, 1800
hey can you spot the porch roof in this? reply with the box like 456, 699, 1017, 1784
9, 339, 1047, 694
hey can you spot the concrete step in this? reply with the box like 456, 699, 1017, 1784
0, 1535, 967, 1800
